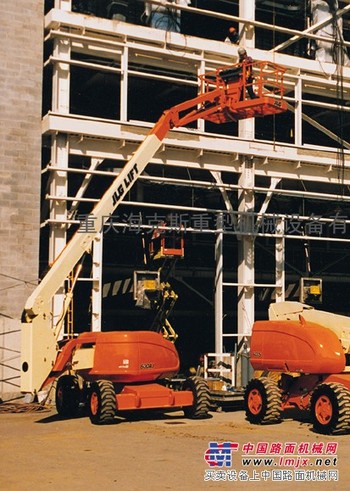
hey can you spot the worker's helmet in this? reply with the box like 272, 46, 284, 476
238, 47, 247, 57
228, 26, 236, 33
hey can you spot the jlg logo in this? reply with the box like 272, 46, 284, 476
140, 363, 154, 369
112, 162, 139, 206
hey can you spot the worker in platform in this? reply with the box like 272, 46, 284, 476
237, 47, 258, 100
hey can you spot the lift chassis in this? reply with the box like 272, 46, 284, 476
21, 60, 287, 424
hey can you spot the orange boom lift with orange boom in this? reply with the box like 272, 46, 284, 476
21, 60, 287, 424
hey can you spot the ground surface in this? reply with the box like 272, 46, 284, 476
0, 403, 349, 490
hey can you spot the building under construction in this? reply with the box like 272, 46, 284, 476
1, 0, 350, 402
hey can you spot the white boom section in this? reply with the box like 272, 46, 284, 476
21, 133, 163, 393
269, 301, 350, 354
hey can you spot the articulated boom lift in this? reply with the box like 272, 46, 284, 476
21, 61, 286, 424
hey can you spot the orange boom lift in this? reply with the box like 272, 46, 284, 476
21, 60, 287, 424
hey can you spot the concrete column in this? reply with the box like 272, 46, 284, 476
237, 157, 255, 338
49, 134, 69, 331
49, 32, 71, 331
239, 0, 255, 49
237, 0, 256, 341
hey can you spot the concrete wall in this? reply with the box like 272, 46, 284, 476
0, 1, 44, 399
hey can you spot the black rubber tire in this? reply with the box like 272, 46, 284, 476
310, 382, 350, 435
183, 376, 211, 419
88, 380, 116, 425
244, 377, 282, 425
55, 375, 81, 418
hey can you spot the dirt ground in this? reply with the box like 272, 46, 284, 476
0, 403, 349, 491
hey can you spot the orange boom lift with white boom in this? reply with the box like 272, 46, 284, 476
21, 60, 287, 424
